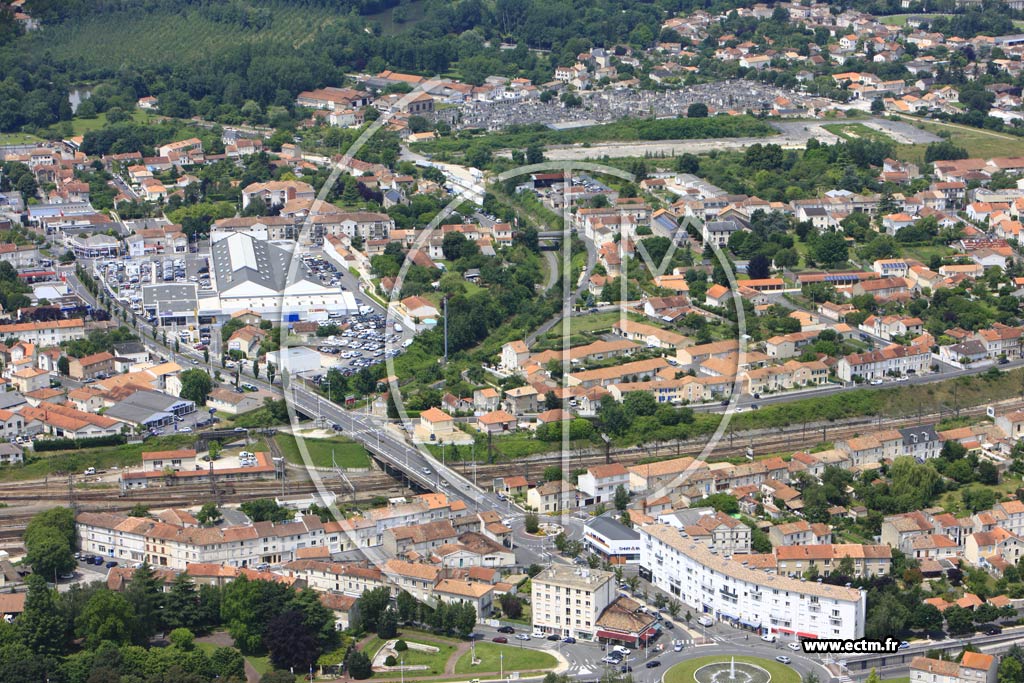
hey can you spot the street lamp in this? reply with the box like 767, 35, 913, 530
500, 651, 504, 681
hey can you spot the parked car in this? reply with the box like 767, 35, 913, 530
761, 634, 776, 643
515, 634, 530, 641
563, 637, 576, 644
497, 626, 515, 634
547, 634, 560, 641
620, 666, 632, 673
105, 561, 118, 568
787, 642, 801, 651
984, 626, 1002, 635
492, 637, 508, 644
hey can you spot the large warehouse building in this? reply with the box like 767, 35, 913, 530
143, 232, 356, 325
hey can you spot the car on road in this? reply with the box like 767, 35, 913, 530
422, 467, 432, 475
984, 626, 1002, 635
673, 641, 683, 652
515, 634, 530, 641
233, 427, 246, 432
787, 642, 801, 651
492, 637, 508, 644
179, 427, 192, 433
760, 634, 776, 643
546, 634, 560, 641
620, 666, 632, 673
563, 637, 576, 644
105, 561, 118, 568
775, 656, 792, 665
663, 621, 674, 630
645, 661, 661, 669
497, 626, 515, 634
899, 641, 910, 649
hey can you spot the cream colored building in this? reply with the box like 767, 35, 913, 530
532, 565, 615, 640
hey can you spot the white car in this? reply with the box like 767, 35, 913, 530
697, 616, 713, 627
761, 634, 776, 643
515, 634, 530, 641
673, 641, 683, 652
787, 642, 801, 651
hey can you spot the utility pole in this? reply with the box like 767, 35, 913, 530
67, 472, 77, 511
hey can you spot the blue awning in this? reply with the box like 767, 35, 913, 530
718, 612, 737, 621
739, 619, 761, 629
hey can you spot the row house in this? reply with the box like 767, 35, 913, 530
836, 343, 931, 382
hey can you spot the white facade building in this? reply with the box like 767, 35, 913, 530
532, 565, 616, 640
640, 524, 866, 640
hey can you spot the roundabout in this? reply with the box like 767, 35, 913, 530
665, 656, 799, 683
693, 658, 771, 683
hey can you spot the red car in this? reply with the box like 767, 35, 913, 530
492, 637, 508, 644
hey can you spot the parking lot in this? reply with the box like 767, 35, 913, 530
308, 310, 406, 380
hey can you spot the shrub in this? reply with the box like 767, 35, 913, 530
394, 640, 408, 652
385, 656, 397, 667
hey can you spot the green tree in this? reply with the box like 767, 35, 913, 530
944, 605, 975, 634
356, 586, 392, 633
524, 511, 540, 534
196, 502, 221, 526
15, 575, 68, 655
349, 650, 373, 679
378, 608, 399, 639
179, 369, 213, 405
169, 627, 195, 650
687, 102, 708, 118
614, 484, 629, 511
76, 590, 136, 649
25, 527, 74, 582
57, 355, 70, 375
165, 574, 204, 632
240, 499, 293, 523
126, 563, 166, 643
810, 232, 848, 268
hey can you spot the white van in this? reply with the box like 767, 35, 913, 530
697, 616, 713, 627
402, 338, 414, 348
83, 467, 96, 476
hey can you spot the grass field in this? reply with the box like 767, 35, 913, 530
900, 244, 956, 264
895, 116, 1024, 162
877, 13, 952, 26
275, 432, 371, 469
364, 633, 459, 677
664, 656, 800, 683
822, 123, 896, 144
0, 434, 198, 483
70, 109, 152, 135
0, 132, 44, 145
453, 642, 557, 674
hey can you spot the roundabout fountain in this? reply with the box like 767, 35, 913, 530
693, 657, 772, 683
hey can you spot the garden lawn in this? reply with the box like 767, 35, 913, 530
453, 642, 557, 674
70, 109, 152, 134
364, 633, 459, 677
275, 432, 370, 469
664, 656, 799, 683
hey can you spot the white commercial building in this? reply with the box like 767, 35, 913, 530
204, 232, 356, 322
264, 347, 326, 377
531, 565, 615, 640
640, 524, 866, 641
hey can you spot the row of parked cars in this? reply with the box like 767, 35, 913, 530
76, 552, 117, 568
